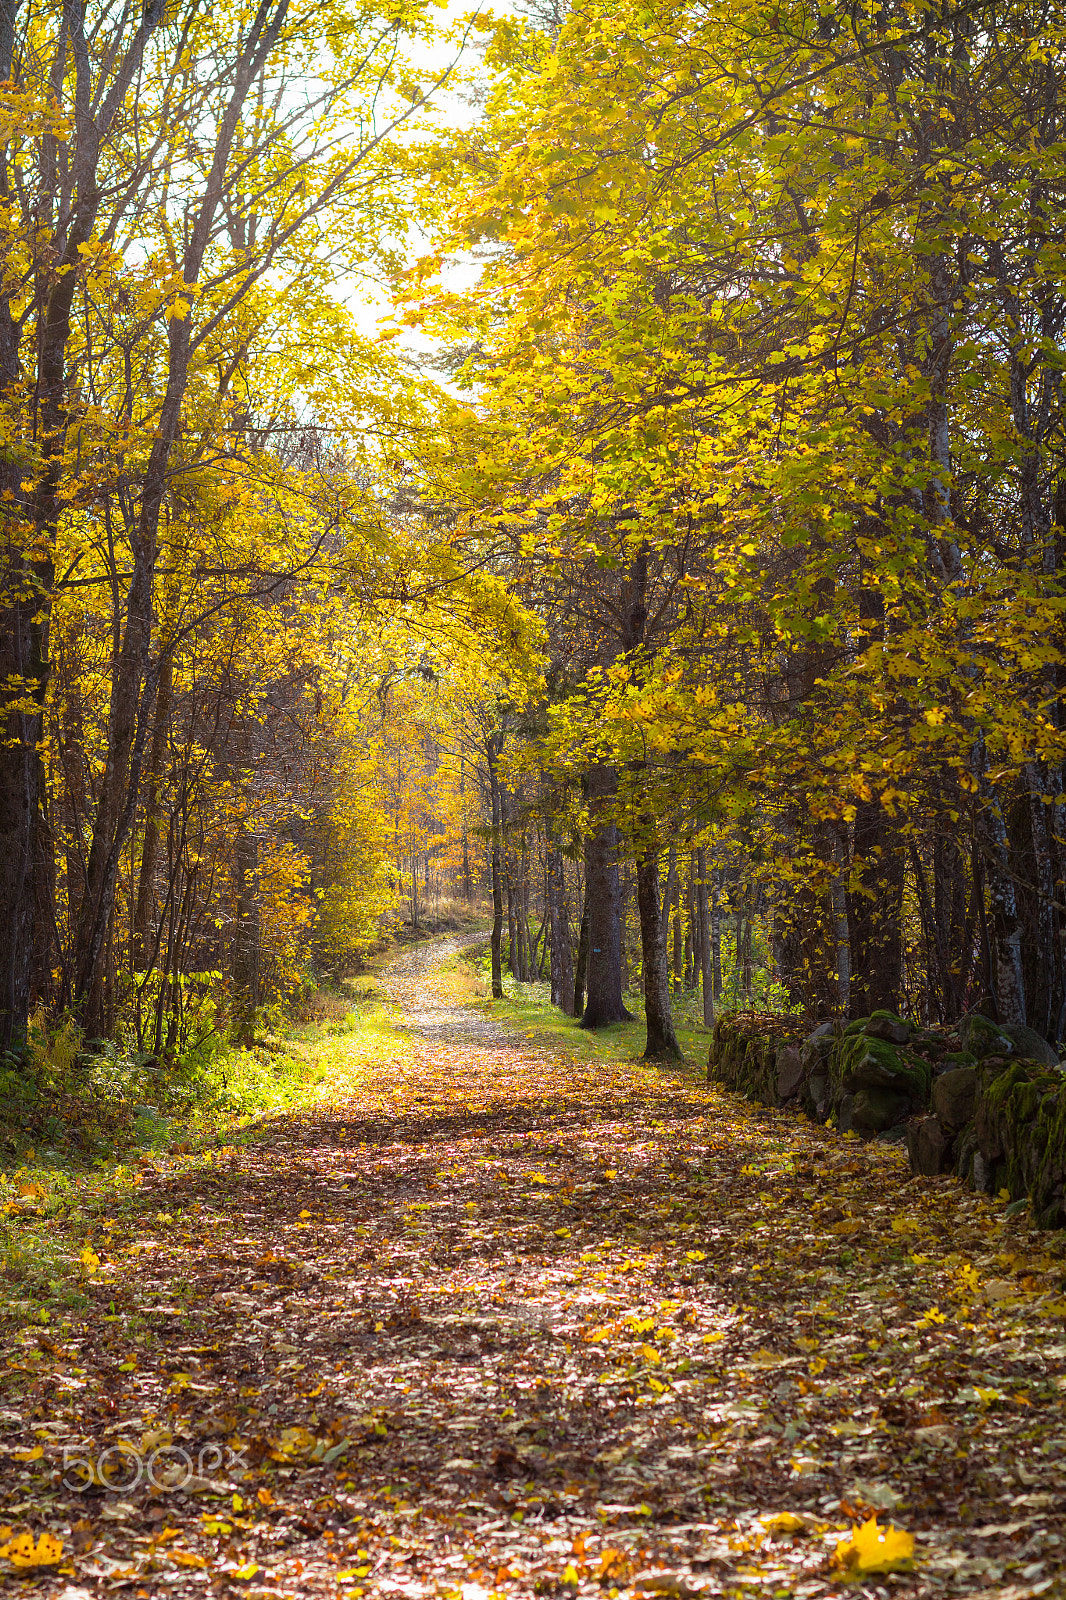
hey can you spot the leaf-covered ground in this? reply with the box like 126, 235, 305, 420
2, 936, 1065, 1600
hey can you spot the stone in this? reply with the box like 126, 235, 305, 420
959, 1014, 1014, 1059
906, 1115, 952, 1176
972, 1151, 994, 1194
1000, 1022, 1059, 1068
975, 1089, 1005, 1162
866, 1010, 912, 1045
852, 1087, 909, 1135
838, 1093, 855, 1134
953, 1121, 978, 1185
800, 1022, 835, 1073
932, 1067, 977, 1132
910, 1029, 948, 1055
838, 1034, 930, 1100
808, 1073, 830, 1119
776, 1044, 804, 1100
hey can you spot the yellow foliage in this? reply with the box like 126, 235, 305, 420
0, 1531, 64, 1568
835, 1517, 915, 1575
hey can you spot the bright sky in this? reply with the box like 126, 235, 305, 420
343, 0, 503, 359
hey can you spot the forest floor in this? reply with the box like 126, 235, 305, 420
2, 935, 1065, 1600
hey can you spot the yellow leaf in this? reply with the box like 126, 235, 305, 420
808, 1357, 827, 1375
836, 1517, 915, 1574
604, 1170, 617, 1179
80, 1246, 101, 1273
299, 1209, 311, 1219
0, 1531, 64, 1568
760, 1511, 806, 1535
273, 1426, 316, 1460
749, 1350, 783, 1368
232, 1563, 259, 1580
554, 1227, 571, 1237
12, 1446, 43, 1462
891, 1216, 918, 1234
640, 1343, 660, 1364
171, 1551, 208, 1567
684, 1250, 706, 1262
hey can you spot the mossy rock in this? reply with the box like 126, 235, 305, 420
1000, 1022, 1060, 1069
970, 1060, 1066, 1225
866, 1010, 911, 1044
910, 1029, 949, 1055
852, 1087, 910, 1135
831, 1033, 931, 1103
843, 1016, 870, 1037
709, 1017, 807, 1106
959, 1014, 1014, 1060
805, 1072, 831, 1119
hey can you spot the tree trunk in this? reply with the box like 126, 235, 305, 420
461, 754, 472, 901
671, 876, 682, 997
71, 0, 288, 1025
848, 796, 904, 1016
133, 653, 173, 970
487, 736, 504, 999
975, 770, 1025, 1024
660, 843, 677, 929
547, 846, 575, 1014
579, 765, 632, 1028
684, 865, 695, 989
696, 847, 714, 1028
829, 826, 851, 1016
573, 890, 589, 1016
505, 867, 518, 978
231, 827, 260, 1047
711, 867, 722, 999
30, 760, 57, 1011
636, 843, 680, 1058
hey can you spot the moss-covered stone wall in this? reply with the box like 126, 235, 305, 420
707, 1010, 1066, 1229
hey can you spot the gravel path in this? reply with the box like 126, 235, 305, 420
3, 935, 1064, 1598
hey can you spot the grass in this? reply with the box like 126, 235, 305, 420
450, 941, 714, 1078
0, 976, 413, 1327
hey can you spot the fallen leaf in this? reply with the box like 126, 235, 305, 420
0, 1531, 64, 1568
835, 1517, 915, 1575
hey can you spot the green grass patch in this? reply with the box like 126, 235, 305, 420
458, 943, 712, 1078
0, 987, 411, 1328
